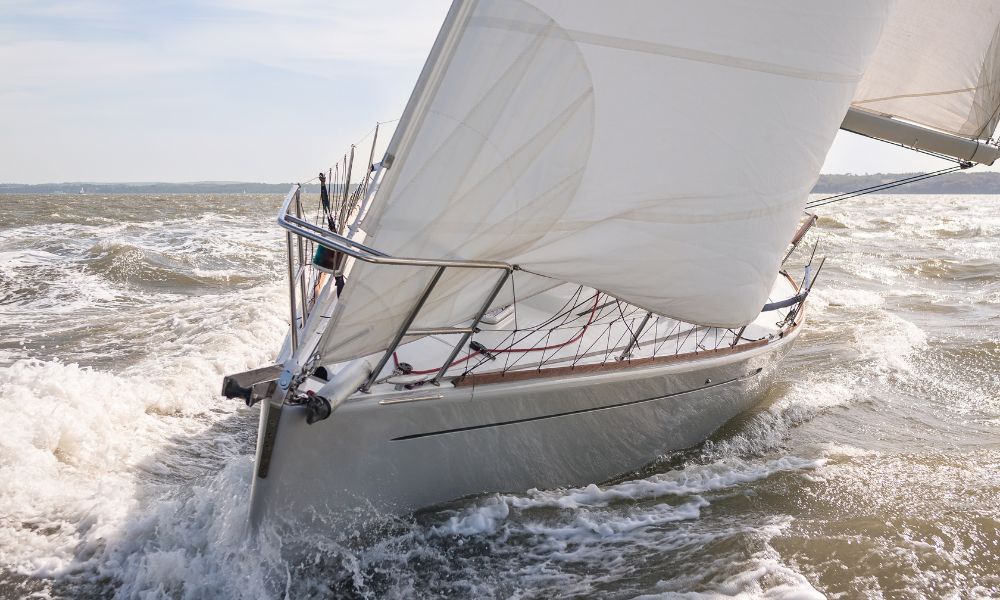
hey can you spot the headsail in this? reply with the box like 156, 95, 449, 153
844, 0, 1000, 164
316, 0, 893, 364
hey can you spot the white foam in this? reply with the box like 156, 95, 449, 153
701, 372, 858, 461
190, 267, 251, 280
853, 311, 926, 373
635, 518, 823, 599
430, 454, 825, 548
506, 456, 825, 511
0, 284, 287, 586
0, 249, 62, 267
812, 442, 878, 459
521, 497, 709, 540
435, 496, 512, 536
98, 457, 281, 599
812, 287, 884, 309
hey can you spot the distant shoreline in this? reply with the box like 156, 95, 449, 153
812, 172, 1000, 195
4, 172, 1000, 195
0, 182, 322, 195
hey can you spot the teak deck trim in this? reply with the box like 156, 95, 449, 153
452, 287, 806, 389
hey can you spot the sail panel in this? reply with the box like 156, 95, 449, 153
853, 0, 1000, 140
317, 0, 893, 364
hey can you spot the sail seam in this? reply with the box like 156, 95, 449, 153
854, 85, 984, 106
470, 15, 857, 83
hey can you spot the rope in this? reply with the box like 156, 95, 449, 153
406, 292, 601, 375
805, 163, 971, 210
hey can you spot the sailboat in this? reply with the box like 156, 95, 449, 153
223, 0, 1000, 529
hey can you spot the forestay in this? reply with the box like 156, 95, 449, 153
853, 0, 1000, 141
316, 0, 893, 364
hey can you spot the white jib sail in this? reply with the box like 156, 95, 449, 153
852, 0, 1000, 140
316, 0, 894, 365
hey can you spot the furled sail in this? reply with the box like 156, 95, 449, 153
316, 0, 893, 364
845, 0, 1000, 163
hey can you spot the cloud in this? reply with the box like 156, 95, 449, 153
0, 0, 126, 22
4, 0, 992, 181
0, 0, 449, 89
0, 41, 198, 90
0, 0, 456, 182
21, 3, 441, 60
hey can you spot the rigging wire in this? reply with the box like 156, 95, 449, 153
974, 100, 1000, 141
805, 162, 971, 210
405, 292, 601, 376
353, 118, 400, 147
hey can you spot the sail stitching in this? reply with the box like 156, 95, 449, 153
854, 85, 984, 106
471, 15, 858, 83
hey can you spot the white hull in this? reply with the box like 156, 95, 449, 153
247, 322, 800, 529
238, 189, 811, 530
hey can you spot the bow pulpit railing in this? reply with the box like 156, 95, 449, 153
276, 184, 513, 392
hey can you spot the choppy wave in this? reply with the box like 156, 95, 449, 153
83, 240, 258, 288
2, 193, 1000, 598
500, 456, 825, 512
910, 257, 1000, 282
0, 286, 287, 596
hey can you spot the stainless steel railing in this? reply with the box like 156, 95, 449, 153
277, 184, 513, 391
277, 183, 811, 393
278, 184, 512, 270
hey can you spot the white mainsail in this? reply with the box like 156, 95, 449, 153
316, 0, 894, 364
852, 0, 1000, 141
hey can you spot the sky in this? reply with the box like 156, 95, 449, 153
0, 0, 982, 183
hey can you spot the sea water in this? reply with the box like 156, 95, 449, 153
0, 193, 997, 598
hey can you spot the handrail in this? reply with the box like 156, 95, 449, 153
278, 183, 515, 395
277, 184, 513, 271
276, 182, 808, 395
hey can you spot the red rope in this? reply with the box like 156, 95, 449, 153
406, 293, 602, 375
